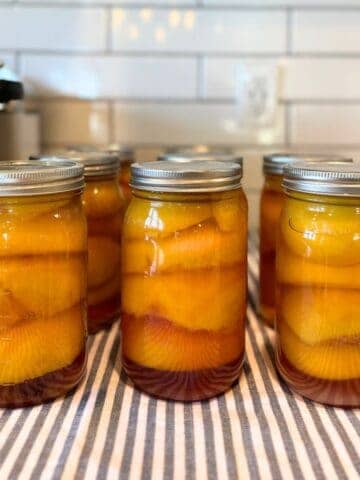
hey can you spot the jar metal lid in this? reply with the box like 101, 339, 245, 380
158, 151, 243, 172
67, 144, 134, 163
131, 160, 242, 193
0, 159, 84, 196
283, 161, 360, 196
263, 153, 352, 176
32, 152, 119, 177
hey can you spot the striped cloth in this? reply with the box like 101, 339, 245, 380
0, 237, 359, 480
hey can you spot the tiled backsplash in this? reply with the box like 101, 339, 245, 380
1, 1, 360, 226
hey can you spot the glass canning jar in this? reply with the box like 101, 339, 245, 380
0, 159, 87, 408
121, 160, 248, 401
259, 154, 351, 328
276, 161, 360, 407
76, 152, 125, 334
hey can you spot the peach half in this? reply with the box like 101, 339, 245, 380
122, 266, 246, 332
0, 305, 85, 384
122, 313, 244, 371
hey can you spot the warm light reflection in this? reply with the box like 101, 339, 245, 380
183, 10, 195, 30
169, 10, 181, 28
113, 9, 126, 28
128, 24, 140, 40
140, 8, 153, 23
155, 27, 166, 43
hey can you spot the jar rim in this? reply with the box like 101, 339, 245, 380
263, 153, 352, 176
130, 160, 242, 193
32, 152, 119, 177
158, 151, 243, 172
0, 159, 84, 196
283, 160, 360, 197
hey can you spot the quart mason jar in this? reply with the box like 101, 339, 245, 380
259, 154, 351, 327
121, 161, 248, 401
276, 161, 360, 407
77, 152, 125, 334
0, 159, 87, 408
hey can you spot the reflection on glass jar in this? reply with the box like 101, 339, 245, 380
276, 161, 360, 407
0, 159, 87, 408
121, 160, 248, 401
259, 153, 352, 328
79, 152, 125, 334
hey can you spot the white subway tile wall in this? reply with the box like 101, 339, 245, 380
0, 1, 359, 227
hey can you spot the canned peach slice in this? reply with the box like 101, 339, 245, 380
122, 266, 246, 332
0, 306, 84, 384
124, 197, 212, 239
0, 290, 28, 328
122, 313, 243, 371
88, 236, 120, 289
279, 286, 360, 344
123, 223, 245, 274
0, 256, 86, 316
280, 203, 360, 266
277, 245, 360, 289
212, 195, 247, 233
83, 182, 123, 218
0, 197, 73, 222
0, 214, 85, 256
280, 322, 360, 381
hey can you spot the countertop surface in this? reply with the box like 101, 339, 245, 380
0, 238, 359, 480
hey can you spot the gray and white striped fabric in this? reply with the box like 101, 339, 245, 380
0, 237, 359, 480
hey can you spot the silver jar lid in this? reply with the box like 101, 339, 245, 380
32, 152, 119, 177
131, 160, 242, 193
67, 143, 134, 162
0, 159, 84, 196
263, 153, 352, 176
158, 151, 243, 171
283, 161, 360, 197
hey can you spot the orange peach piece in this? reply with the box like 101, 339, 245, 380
122, 313, 244, 371
279, 286, 360, 344
279, 322, 360, 381
0, 197, 72, 222
123, 197, 213, 240
0, 202, 86, 256
82, 179, 124, 219
212, 192, 247, 233
0, 255, 86, 317
122, 222, 246, 274
0, 289, 29, 329
0, 306, 85, 384
88, 275, 120, 306
280, 201, 360, 266
88, 236, 120, 289
122, 266, 246, 332
277, 244, 360, 289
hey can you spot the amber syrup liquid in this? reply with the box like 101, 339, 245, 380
123, 354, 244, 402
276, 347, 360, 407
